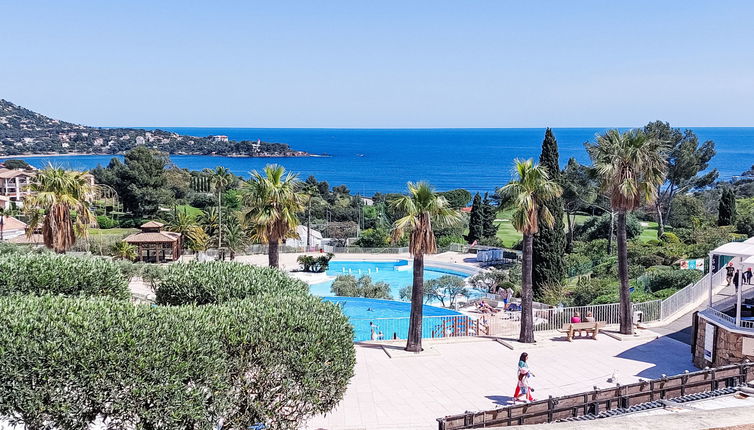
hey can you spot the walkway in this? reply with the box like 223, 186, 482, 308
654, 281, 754, 345
304, 332, 695, 430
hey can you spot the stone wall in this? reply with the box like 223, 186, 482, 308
693, 313, 754, 368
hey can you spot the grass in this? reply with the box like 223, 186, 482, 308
175, 204, 203, 218
494, 210, 660, 247
88, 228, 139, 236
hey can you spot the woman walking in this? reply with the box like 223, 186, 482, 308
513, 352, 535, 402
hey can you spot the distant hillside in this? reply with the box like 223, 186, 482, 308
0, 99, 307, 157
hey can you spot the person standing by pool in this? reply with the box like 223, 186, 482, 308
513, 352, 534, 402
745, 268, 753, 285
499, 287, 510, 310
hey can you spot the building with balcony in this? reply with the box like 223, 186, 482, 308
0, 168, 35, 208
693, 237, 754, 368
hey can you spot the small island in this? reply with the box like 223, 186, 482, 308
0, 99, 310, 157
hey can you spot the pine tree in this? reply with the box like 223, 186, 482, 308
465, 193, 483, 244
718, 187, 737, 226
481, 192, 498, 239
532, 128, 566, 298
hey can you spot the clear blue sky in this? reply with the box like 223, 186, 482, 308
2, 1, 753, 128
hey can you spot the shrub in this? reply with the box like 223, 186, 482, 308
537, 283, 570, 306
437, 234, 466, 248
154, 261, 308, 305
644, 268, 703, 293
354, 228, 390, 248
297, 253, 334, 272
736, 211, 754, 236
0, 253, 129, 299
591, 289, 657, 305
565, 253, 592, 277
572, 239, 609, 265
652, 288, 678, 300
660, 232, 681, 244
0, 294, 355, 429
95, 215, 119, 229
188, 192, 216, 209
570, 278, 616, 306
331, 274, 392, 299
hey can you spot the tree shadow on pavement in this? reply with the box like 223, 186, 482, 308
614, 336, 697, 379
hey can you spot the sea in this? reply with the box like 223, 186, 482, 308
3, 128, 753, 195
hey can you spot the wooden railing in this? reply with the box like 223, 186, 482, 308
436, 362, 754, 429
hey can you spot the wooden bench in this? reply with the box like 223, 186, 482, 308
558, 321, 606, 341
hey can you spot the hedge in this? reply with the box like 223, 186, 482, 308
644, 267, 703, 293
154, 261, 309, 305
0, 294, 355, 430
0, 253, 129, 299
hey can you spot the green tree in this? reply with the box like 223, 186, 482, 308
586, 129, 667, 334
24, 166, 96, 253
210, 166, 233, 251
561, 158, 596, 252
222, 215, 249, 260
166, 208, 204, 250
644, 121, 718, 236
481, 192, 499, 239
718, 187, 737, 226
391, 182, 462, 352
242, 164, 305, 268
465, 193, 483, 244
330, 275, 392, 299
667, 194, 709, 228
439, 189, 472, 209
532, 128, 566, 296
90, 146, 173, 218
500, 159, 562, 343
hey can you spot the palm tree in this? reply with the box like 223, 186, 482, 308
586, 129, 667, 334
222, 215, 249, 260
197, 207, 220, 242
112, 241, 137, 261
210, 167, 233, 252
167, 208, 204, 251
391, 182, 462, 353
242, 164, 305, 268
499, 159, 562, 343
24, 166, 96, 253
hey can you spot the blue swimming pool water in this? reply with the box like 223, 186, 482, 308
308, 259, 472, 300
323, 296, 463, 342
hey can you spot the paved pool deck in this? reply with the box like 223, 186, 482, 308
303, 331, 696, 430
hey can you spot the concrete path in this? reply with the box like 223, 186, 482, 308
304, 332, 695, 430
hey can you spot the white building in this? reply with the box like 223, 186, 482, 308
286, 225, 323, 248
212, 135, 229, 142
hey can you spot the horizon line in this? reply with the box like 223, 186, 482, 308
97, 125, 754, 130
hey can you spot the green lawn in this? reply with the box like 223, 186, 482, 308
88, 228, 139, 236
175, 204, 203, 218
493, 210, 659, 247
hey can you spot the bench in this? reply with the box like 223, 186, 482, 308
558, 321, 606, 342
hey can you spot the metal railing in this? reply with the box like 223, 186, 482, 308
324, 246, 409, 254
351, 315, 494, 342
659, 268, 727, 321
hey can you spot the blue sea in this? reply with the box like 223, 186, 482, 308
4, 128, 753, 194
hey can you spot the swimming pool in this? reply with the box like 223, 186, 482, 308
323, 296, 465, 341
308, 259, 473, 301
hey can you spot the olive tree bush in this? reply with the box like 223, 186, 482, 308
154, 261, 309, 305
0, 253, 129, 299
0, 294, 355, 430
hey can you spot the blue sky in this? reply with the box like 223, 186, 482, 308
2, 1, 753, 128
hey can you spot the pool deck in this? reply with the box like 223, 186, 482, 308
303, 330, 696, 430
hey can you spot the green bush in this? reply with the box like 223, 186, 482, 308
570, 278, 616, 306
652, 288, 678, 299
95, 215, 119, 229
331, 274, 392, 299
154, 261, 308, 305
0, 294, 354, 429
592, 289, 657, 305
437, 234, 466, 248
0, 253, 129, 299
537, 283, 570, 306
660, 232, 681, 244
565, 253, 592, 277
644, 268, 703, 293
354, 228, 390, 248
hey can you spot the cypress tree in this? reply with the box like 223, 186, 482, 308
481, 192, 499, 239
465, 193, 484, 244
532, 128, 566, 297
718, 187, 737, 226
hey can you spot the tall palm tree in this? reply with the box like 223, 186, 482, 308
210, 167, 233, 251
499, 159, 562, 343
586, 129, 667, 334
242, 164, 305, 268
24, 166, 96, 253
197, 207, 220, 242
222, 214, 249, 260
391, 182, 462, 353
112, 241, 137, 261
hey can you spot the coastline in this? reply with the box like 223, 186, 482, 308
0, 152, 320, 159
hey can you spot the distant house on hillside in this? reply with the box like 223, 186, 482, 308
212, 135, 229, 142
123, 221, 182, 263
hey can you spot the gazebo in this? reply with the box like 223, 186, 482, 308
123, 221, 182, 263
